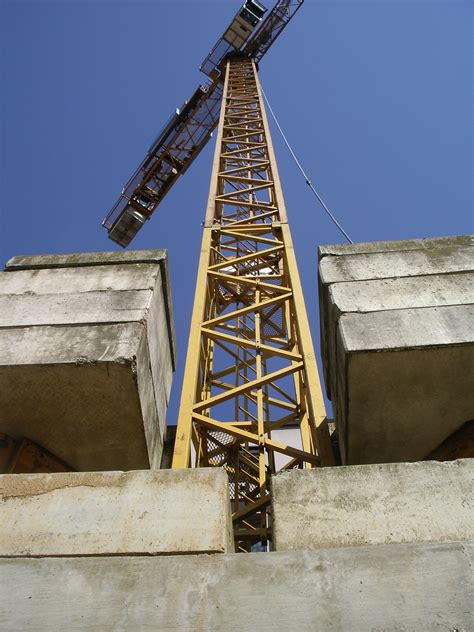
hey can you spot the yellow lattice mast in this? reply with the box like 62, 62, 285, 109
102, 1, 334, 552
172, 56, 334, 551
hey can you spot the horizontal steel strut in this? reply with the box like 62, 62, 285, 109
172, 57, 334, 552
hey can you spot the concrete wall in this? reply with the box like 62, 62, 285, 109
0, 542, 471, 630
318, 235, 474, 464
0, 469, 233, 556
272, 459, 474, 551
0, 250, 176, 471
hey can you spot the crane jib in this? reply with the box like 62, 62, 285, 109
102, 0, 304, 248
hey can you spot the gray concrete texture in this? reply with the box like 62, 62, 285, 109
0, 250, 175, 471
272, 459, 474, 551
318, 234, 474, 464
0, 541, 472, 631
318, 233, 473, 258
0, 469, 233, 556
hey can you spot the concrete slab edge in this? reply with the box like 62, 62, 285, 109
4, 250, 168, 271
318, 234, 473, 260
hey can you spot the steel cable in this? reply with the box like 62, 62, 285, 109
261, 87, 354, 244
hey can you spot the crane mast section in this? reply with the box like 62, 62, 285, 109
172, 58, 333, 551
102, 0, 304, 248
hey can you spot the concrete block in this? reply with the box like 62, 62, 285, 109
272, 460, 474, 551
317, 235, 474, 464
0, 469, 233, 556
318, 236, 473, 381
0, 250, 175, 471
0, 542, 472, 630
330, 272, 473, 314
319, 238, 474, 285
5, 249, 172, 270
338, 306, 473, 463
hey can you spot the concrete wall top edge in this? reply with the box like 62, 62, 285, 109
319, 244, 474, 286
339, 304, 474, 352
4, 249, 168, 271
318, 234, 472, 259
272, 457, 473, 480
0, 467, 227, 496
329, 271, 474, 315
0, 542, 472, 630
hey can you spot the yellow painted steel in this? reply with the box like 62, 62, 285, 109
173, 57, 334, 551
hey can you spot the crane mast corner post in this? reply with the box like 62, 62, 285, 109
172, 56, 334, 552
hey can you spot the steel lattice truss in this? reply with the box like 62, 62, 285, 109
173, 57, 334, 551
102, 82, 224, 247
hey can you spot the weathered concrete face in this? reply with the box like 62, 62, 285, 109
318, 235, 474, 464
0, 469, 233, 556
0, 542, 471, 630
0, 250, 176, 471
272, 460, 474, 551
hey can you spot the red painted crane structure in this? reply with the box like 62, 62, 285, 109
102, 0, 334, 552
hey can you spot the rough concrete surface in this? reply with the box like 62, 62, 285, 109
272, 460, 474, 551
0, 288, 153, 327
319, 247, 473, 392
318, 234, 472, 258
339, 327, 473, 464
0, 542, 472, 631
339, 303, 473, 351
330, 272, 473, 315
318, 235, 474, 464
0, 352, 156, 471
0, 469, 233, 556
0, 251, 176, 471
0, 262, 159, 295
5, 249, 168, 270
319, 243, 474, 285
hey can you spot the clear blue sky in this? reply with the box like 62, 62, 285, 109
1, 0, 472, 424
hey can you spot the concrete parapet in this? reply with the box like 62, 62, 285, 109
272, 460, 474, 551
0, 469, 233, 556
0, 250, 175, 471
0, 542, 471, 630
318, 234, 474, 464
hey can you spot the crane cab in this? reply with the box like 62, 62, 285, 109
223, 0, 267, 49
240, 0, 266, 26
108, 206, 147, 248
200, 1, 267, 78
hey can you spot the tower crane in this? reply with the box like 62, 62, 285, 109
102, 0, 335, 552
